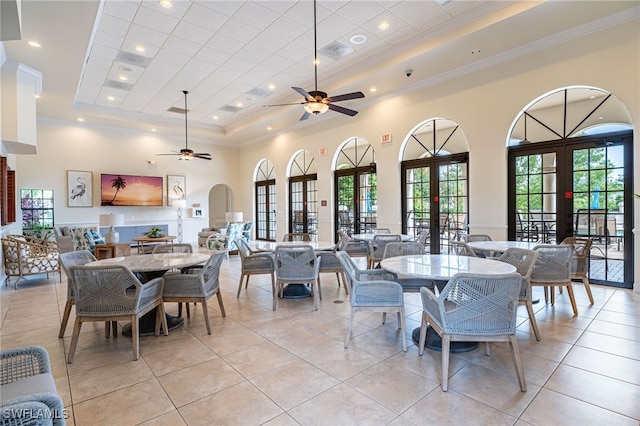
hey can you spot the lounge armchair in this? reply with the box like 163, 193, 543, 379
0, 345, 66, 425
1, 235, 61, 289
205, 223, 244, 254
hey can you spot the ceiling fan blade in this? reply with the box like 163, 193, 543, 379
292, 87, 313, 101
193, 152, 211, 156
299, 110, 311, 121
328, 103, 358, 116
263, 102, 307, 107
156, 153, 181, 156
326, 91, 365, 103
194, 154, 212, 160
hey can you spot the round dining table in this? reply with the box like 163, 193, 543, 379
87, 252, 209, 336
465, 240, 539, 254
352, 233, 413, 242
381, 254, 516, 352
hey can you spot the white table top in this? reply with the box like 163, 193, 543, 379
249, 240, 336, 252
87, 253, 209, 272
466, 240, 539, 253
352, 233, 413, 242
380, 254, 516, 281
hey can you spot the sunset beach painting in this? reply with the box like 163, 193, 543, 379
100, 174, 163, 206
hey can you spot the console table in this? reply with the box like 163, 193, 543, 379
131, 236, 175, 254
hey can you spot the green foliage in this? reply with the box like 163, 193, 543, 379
144, 226, 164, 238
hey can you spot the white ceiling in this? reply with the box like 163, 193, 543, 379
2, 0, 638, 147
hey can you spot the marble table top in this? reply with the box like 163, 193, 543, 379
87, 253, 209, 272
352, 233, 413, 241
380, 254, 516, 281
249, 240, 336, 252
466, 240, 539, 253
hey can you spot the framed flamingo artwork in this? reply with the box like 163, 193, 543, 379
67, 170, 93, 207
167, 175, 186, 205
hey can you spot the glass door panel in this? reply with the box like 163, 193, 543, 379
255, 180, 276, 241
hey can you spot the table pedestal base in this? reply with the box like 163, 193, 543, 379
412, 327, 479, 353
122, 310, 184, 337
282, 283, 312, 299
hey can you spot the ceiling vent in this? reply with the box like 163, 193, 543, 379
115, 50, 151, 68
167, 107, 187, 114
220, 105, 242, 113
104, 79, 133, 91
319, 41, 354, 60
246, 87, 272, 98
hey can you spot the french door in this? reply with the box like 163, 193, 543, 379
255, 180, 276, 241
289, 175, 318, 237
508, 130, 633, 287
401, 153, 469, 253
335, 165, 377, 238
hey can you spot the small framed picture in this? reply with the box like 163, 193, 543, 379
67, 171, 92, 207
194, 208, 203, 217
167, 175, 186, 205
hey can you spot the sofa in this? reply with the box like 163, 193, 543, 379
53, 226, 104, 253
1, 235, 62, 289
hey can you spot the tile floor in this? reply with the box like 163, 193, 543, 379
1, 249, 638, 426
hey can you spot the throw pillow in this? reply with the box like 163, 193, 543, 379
86, 229, 106, 248
69, 228, 91, 251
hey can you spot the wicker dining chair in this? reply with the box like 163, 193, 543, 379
338, 230, 372, 267
337, 251, 406, 351
235, 237, 275, 298
561, 237, 594, 305
531, 244, 577, 315
498, 248, 541, 340
462, 234, 494, 257
419, 272, 525, 392
59, 250, 100, 338
151, 242, 198, 315
449, 240, 479, 257
370, 234, 402, 268
162, 251, 227, 335
317, 244, 348, 295
282, 233, 312, 242
273, 245, 320, 311
67, 264, 167, 363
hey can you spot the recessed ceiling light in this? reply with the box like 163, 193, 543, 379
77, 118, 85, 122
589, 95, 596, 99
107, 96, 115, 101
471, 49, 482, 55
370, 87, 377, 92
598, 116, 604, 120
118, 75, 128, 81
378, 22, 390, 30
236, 102, 243, 107
350, 34, 367, 45
135, 45, 145, 53
267, 127, 272, 131
27, 41, 41, 48
313, 58, 320, 65
35, 94, 41, 99
212, 116, 219, 120
159, 0, 172, 8
268, 84, 275, 90
151, 128, 157, 132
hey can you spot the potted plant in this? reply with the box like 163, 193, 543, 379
144, 226, 164, 238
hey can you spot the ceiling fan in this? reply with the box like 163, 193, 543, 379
157, 90, 212, 161
265, 0, 364, 121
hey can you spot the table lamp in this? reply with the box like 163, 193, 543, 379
99, 213, 125, 244
225, 211, 243, 223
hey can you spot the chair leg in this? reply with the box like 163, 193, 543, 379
178, 302, 183, 317
344, 307, 356, 348
566, 284, 579, 316
581, 275, 594, 305
399, 307, 407, 352
67, 317, 83, 364
509, 335, 527, 392
58, 300, 73, 338
525, 300, 541, 341
237, 274, 246, 298
418, 314, 427, 356
382, 312, 387, 324
484, 342, 491, 356
543, 286, 549, 303
105, 321, 110, 338
132, 315, 139, 360
441, 335, 451, 391
186, 302, 191, 318
160, 304, 168, 336
550, 286, 555, 305
312, 280, 319, 311
201, 299, 212, 335
216, 290, 226, 317
340, 271, 348, 295
111, 321, 118, 337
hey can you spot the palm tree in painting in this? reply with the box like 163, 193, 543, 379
102, 176, 127, 206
